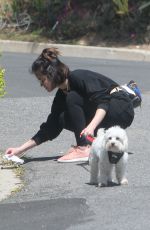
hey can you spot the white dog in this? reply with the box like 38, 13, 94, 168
89, 126, 129, 187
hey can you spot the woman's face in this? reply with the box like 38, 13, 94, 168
37, 75, 55, 92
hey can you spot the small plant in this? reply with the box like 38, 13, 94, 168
113, 0, 129, 15
0, 53, 6, 97
0, 67, 6, 97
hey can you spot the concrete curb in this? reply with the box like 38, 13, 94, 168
0, 167, 21, 201
0, 39, 150, 61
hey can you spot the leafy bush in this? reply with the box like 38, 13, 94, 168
0, 68, 6, 97
1, 0, 150, 43
52, 8, 92, 40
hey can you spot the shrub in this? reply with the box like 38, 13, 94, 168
0, 68, 6, 97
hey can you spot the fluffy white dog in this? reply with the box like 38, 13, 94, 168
89, 126, 129, 187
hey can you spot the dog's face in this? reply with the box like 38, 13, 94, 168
104, 126, 128, 153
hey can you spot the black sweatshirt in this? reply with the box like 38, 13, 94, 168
32, 69, 118, 144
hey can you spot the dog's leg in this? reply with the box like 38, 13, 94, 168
89, 154, 99, 185
107, 164, 113, 184
98, 160, 110, 187
115, 153, 128, 185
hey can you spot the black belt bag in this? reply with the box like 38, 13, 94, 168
110, 80, 142, 108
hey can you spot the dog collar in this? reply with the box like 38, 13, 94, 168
108, 151, 124, 164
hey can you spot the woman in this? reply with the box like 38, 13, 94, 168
5, 47, 134, 163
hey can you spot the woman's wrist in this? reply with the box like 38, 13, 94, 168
19, 139, 37, 154
90, 109, 106, 129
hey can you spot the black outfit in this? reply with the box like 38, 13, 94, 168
32, 69, 134, 146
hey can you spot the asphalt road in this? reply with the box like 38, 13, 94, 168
1, 52, 150, 97
0, 52, 150, 230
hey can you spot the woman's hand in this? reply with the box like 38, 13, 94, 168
5, 147, 23, 157
80, 124, 95, 137
5, 139, 37, 157
80, 108, 106, 137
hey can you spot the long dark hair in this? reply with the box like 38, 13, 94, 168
32, 47, 70, 87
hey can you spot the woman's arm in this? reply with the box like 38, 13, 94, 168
32, 89, 66, 145
80, 108, 106, 136
5, 139, 37, 157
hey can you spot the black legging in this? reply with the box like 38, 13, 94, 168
59, 91, 93, 146
58, 91, 134, 146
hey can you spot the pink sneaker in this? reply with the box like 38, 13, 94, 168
57, 145, 90, 163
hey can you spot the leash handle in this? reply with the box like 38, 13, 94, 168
81, 134, 95, 145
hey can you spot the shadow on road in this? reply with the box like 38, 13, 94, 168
23, 155, 61, 163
